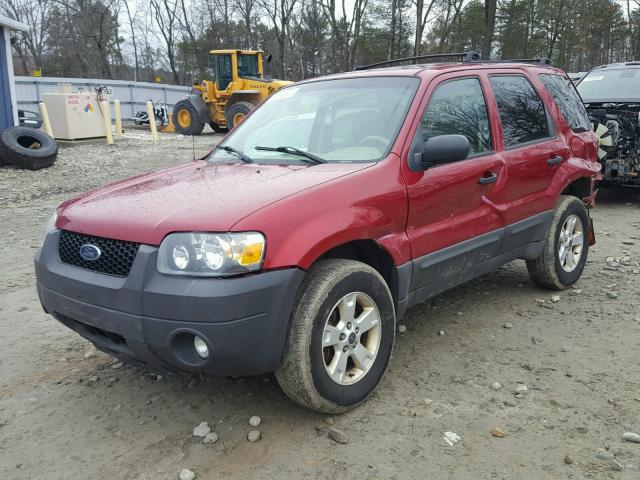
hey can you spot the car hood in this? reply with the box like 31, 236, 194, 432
57, 160, 372, 245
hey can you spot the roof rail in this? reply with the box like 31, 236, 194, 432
495, 57, 551, 65
354, 51, 481, 71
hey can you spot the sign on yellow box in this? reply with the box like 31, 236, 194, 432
155, 76, 161, 83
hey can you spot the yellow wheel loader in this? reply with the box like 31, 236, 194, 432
173, 50, 292, 135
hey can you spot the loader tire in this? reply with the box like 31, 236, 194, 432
173, 100, 205, 136
0, 127, 58, 170
225, 102, 254, 130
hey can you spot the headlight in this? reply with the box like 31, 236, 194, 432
40, 212, 58, 247
157, 232, 265, 277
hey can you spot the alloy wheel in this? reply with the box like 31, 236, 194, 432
321, 292, 382, 386
558, 213, 584, 272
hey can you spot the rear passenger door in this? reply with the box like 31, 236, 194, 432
488, 73, 569, 229
403, 74, 505, 294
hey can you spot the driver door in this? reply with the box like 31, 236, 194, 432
215, 54, 233, 91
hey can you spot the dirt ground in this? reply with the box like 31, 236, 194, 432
1, 130, 640, 480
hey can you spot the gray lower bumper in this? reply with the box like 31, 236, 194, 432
35, 230, 305, 376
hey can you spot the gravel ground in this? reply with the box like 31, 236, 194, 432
1, 131, 640, 480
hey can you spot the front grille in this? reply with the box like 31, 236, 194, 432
58, 230, 140, 277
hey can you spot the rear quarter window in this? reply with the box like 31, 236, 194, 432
539, 73, 591, 132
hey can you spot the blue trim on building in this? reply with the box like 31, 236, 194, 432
0, 27, 14, 131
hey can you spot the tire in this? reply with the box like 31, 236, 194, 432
526, 195, 590, 290
172, 100, 205, 136
225, 101, 254, 130
276, 259, 396, 413
209, 122, 228, 134
0, 126, 58, 170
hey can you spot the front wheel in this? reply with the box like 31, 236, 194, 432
526, 195, 590, 290
276, 259, 395, 413
172, 100, 204, 136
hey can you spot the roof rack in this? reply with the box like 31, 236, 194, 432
354, 52, 553, 71
354, 51, 481, 71
493, 57, 551, 65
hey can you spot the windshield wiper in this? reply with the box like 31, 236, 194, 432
255, 146, 326, 164
216, 145, 253, 163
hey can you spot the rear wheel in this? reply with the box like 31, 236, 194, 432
225, 101, 254, 130
526, 195, 590, 290
172, 100, 204, 136
276, 259, 395, 413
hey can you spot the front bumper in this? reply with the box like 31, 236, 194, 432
35, 230, 304, 376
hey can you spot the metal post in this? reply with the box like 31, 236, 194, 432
39, 102, 53, 137
130, 83, 135, 119
100, 100, 114, 145
114, 100, 123, 137
147, 101, 158, 142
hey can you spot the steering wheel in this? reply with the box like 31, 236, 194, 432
358, 135, 388, 151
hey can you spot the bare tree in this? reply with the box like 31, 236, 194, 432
413, 0, 438, 55
235, 0, 260, 47
206, 0, 235, 46
0, 0, 52, 73
262, 0, 299, 77
122, 0, 139, 81
482, 0, 497, 58
150, 0, 181, 84
315, 0, 368, 71
51, 0, 121, 78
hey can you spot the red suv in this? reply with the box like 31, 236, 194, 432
35, 54, 601, 413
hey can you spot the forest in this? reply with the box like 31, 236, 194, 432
1, 0, 639, 84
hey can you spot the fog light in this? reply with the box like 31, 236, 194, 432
193, 336, 209, 359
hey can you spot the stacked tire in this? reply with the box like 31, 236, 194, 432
0, 126, 58, 170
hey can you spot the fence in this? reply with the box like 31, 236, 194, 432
14, 76, 190, 121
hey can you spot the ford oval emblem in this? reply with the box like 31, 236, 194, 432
79, 244, 101, 261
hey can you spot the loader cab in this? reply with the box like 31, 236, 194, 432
209, 50, 266, 91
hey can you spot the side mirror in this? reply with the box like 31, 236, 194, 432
412, 134, 470, 171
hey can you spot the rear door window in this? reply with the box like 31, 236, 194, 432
539, 73, 591, 132
489, 75, 550, 147
419, 77, 492, 157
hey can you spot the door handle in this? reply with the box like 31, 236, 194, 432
478, 172, 498, 185
547, 155, 563, 165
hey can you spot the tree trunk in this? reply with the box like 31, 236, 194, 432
389, 0, 397, 59
414, 0, 423, 56
482, 0, 497, 59
124, 0, 139, 82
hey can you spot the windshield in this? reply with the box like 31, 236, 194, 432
208, 76, 419, 164
577, 68, 640, 102
238, 54, 259, 77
